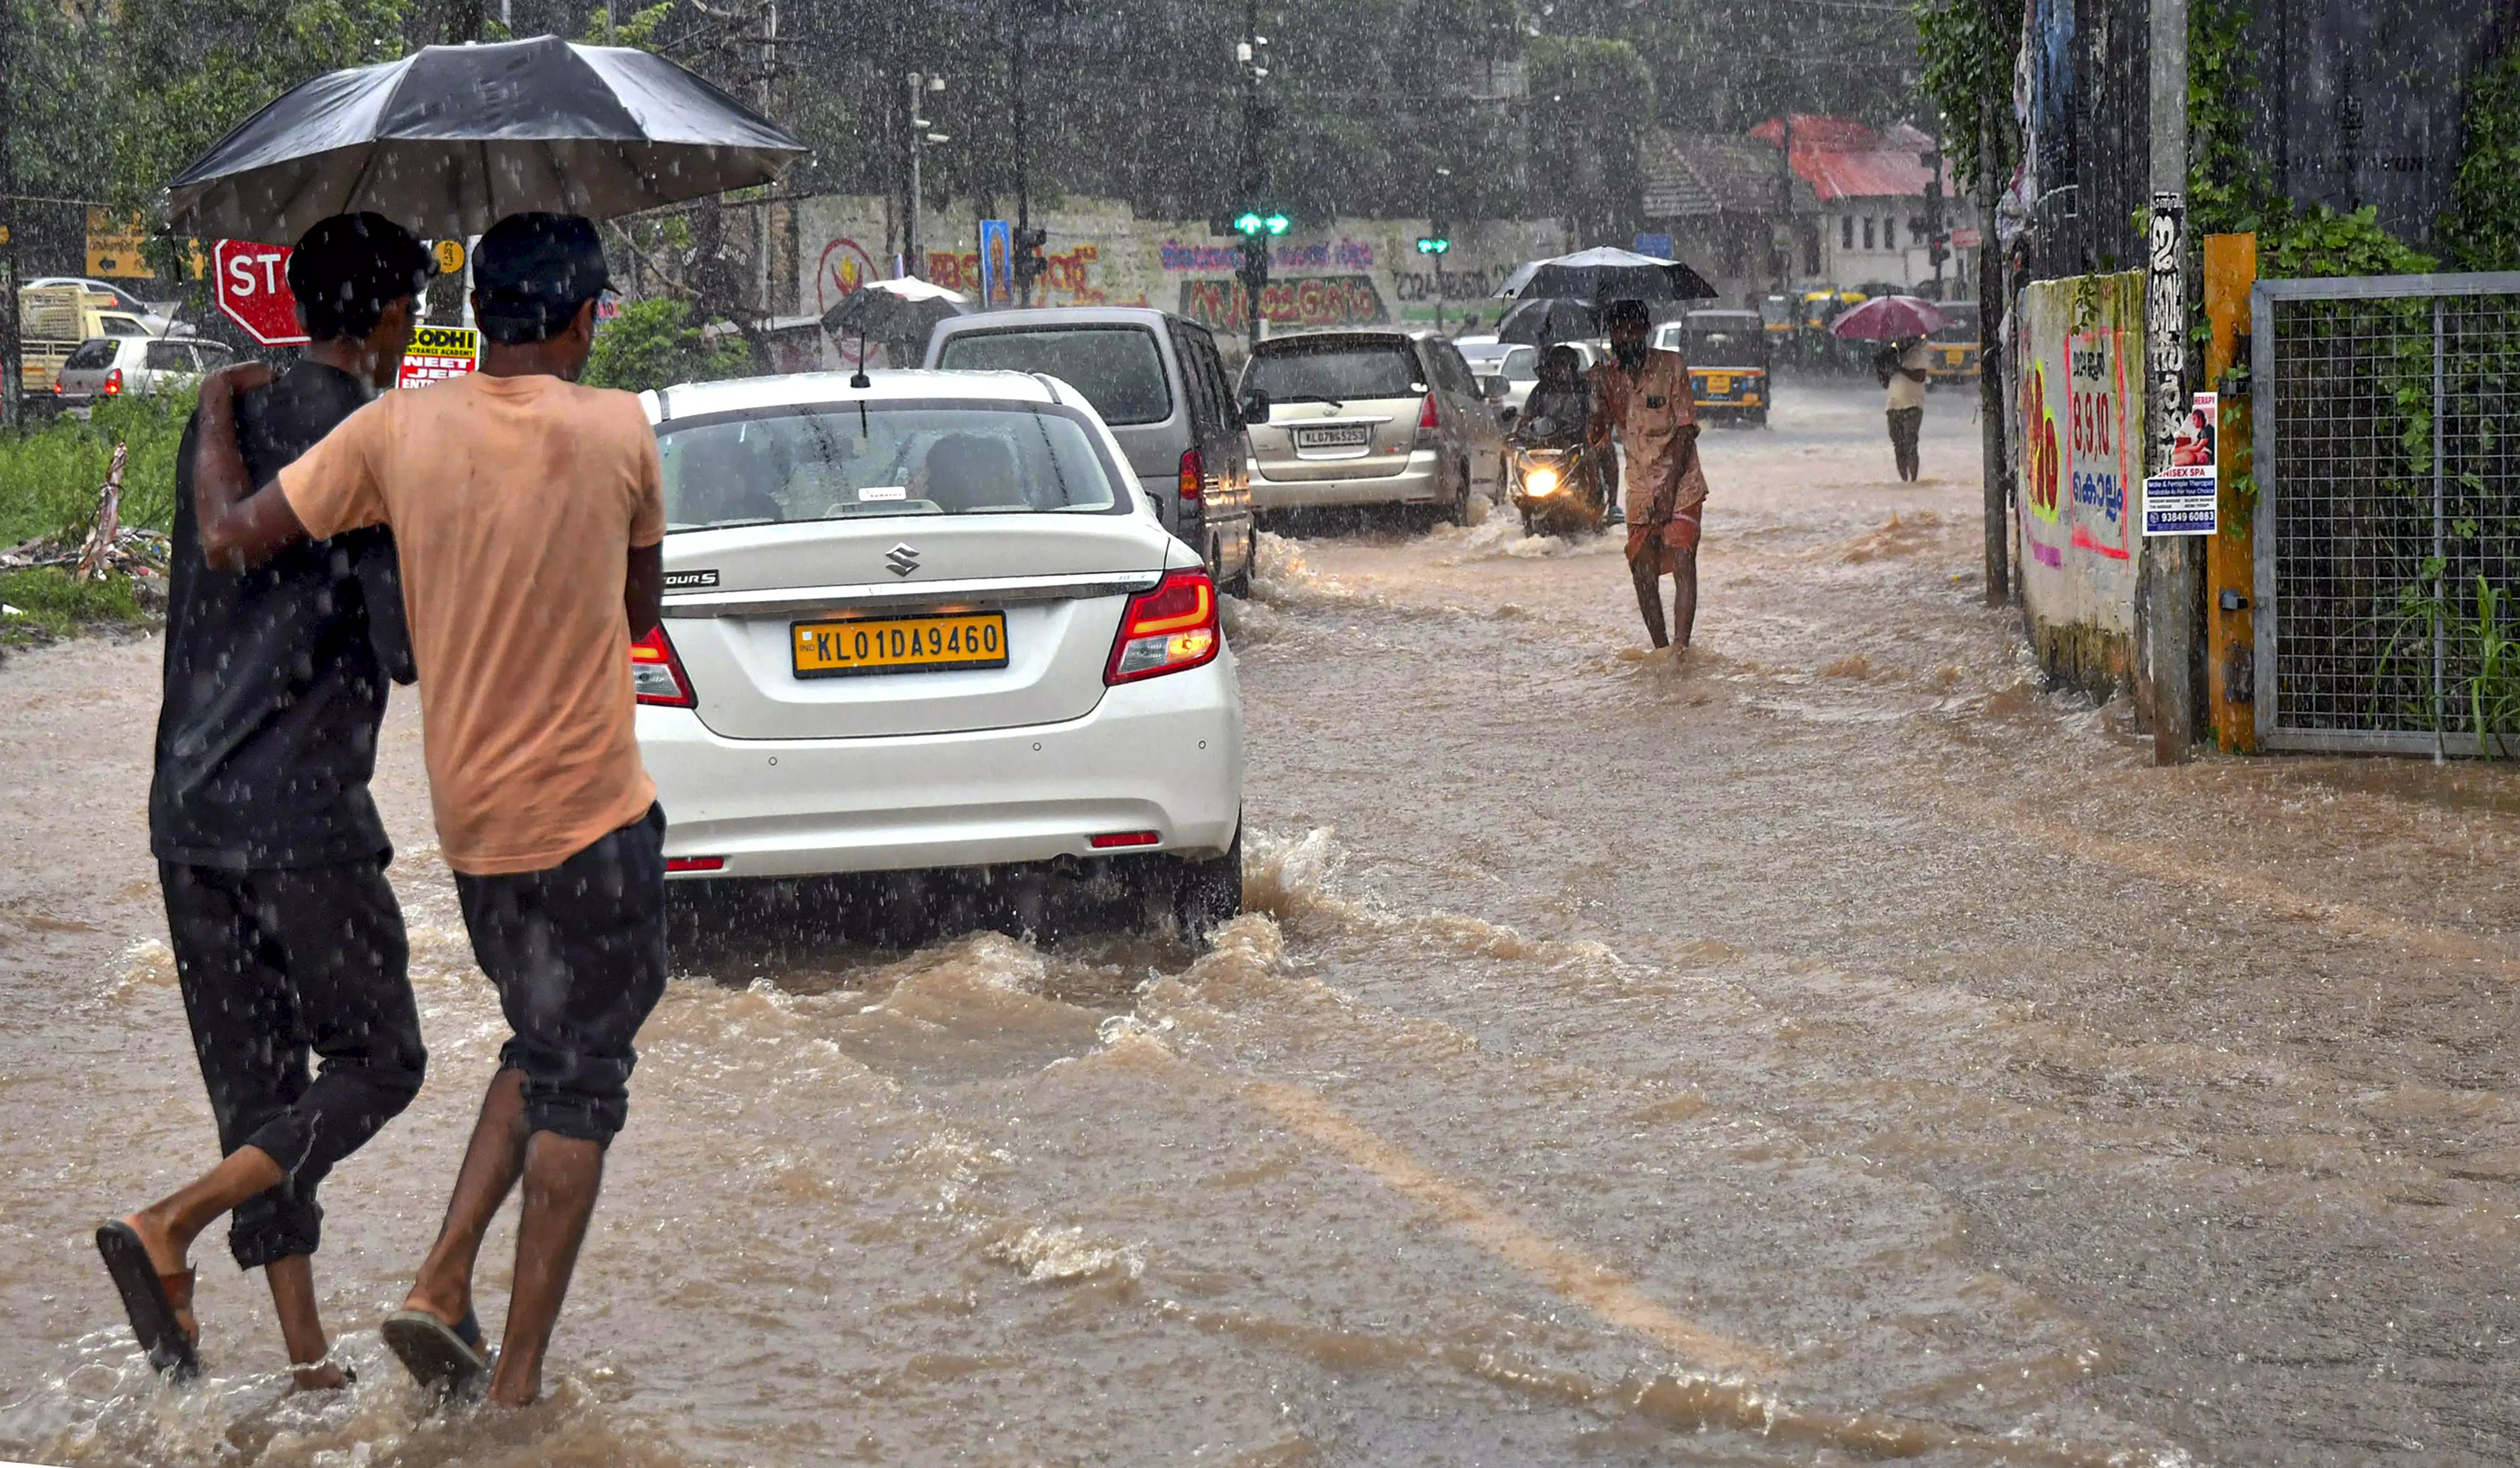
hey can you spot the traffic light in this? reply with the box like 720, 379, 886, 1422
1234, 210, 1290, 237
1013, 225, 1049, 286
1415, 236, 1450, 255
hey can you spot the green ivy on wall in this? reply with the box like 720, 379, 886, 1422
2438, 36, 2520, 271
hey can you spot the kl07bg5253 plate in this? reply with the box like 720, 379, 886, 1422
792, 611, 1009, 679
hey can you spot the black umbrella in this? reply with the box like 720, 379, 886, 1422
167, 36, 804, 243
819, 278, 972, 346
1495, 247, 1718, 304
1495, 297, 1601, 345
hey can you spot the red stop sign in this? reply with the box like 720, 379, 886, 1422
214, 239, 308, 347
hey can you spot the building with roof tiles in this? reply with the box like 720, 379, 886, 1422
1637, 130, 1821, 306
1748, 115, 1978, 298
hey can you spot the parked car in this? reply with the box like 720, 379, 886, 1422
50, 334, 233, 417
25, 277, 175, 335
1457, 340, 1541, 425
1657, 310, 1771, 426
926, 306, 1255, 597
635, 368, 1245, 938
1237, 328, 1506, 523
1928, 301, 1982, 384
17, 284, 159, 409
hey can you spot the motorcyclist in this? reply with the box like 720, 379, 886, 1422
1515, 345, 1592, 446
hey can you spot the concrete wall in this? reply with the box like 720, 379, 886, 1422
2011, 270, 2146, 696
795, 194, 1565, 362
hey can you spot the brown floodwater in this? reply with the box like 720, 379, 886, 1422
3, 384, 2516, 1466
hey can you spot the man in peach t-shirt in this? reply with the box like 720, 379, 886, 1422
188, 213, 666, 1408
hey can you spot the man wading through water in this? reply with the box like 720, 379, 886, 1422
186, 213, 668, 1408
1588, 298, 1710, 650
95, 214, 432, 1390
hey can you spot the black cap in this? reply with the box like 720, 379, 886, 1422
287, 213, 432, 339
473, 212, 610, 335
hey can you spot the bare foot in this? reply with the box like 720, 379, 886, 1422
291, 1359, 351, 1392
118, 1210, 197, 1347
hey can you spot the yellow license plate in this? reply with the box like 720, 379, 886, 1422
1701, 373, 1731, 394
792, 611, 1008, 679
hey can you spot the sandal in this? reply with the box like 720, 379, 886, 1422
381, 1305, 488, 1401
94, 1220, 200, 1381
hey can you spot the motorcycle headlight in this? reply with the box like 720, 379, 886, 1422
1525, 465, 1560, 496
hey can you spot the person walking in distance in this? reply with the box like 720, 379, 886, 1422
185, 213, 668, 1408
94, 214, 433, 1390
1588, 299, 1711, 651
1881, 334, 1929, 482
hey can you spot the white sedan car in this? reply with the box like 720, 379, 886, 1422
635, 369, 1245, 937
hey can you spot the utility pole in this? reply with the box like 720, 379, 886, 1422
1012, 1, 1031, 307
1975, 5, 2008, 606
0, 0, 19, 430
1236, 0, 1267, 345
907, 72, 946, 278
1776, 112, 1796, 293
2143, 0, 2195, 763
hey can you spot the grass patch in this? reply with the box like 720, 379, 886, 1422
0, 391, 194, 548
0, 566, 154, 648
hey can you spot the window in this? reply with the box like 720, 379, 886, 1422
934, 326, 1172, 426
1883, 217, 1898, 249
1500, 346, 1537, 383
1424, 341, 1477, 396
1841, 215, 1854, 251
657, 402, 1126, 530
98, 314, 148, 337
1243, 339, 1421, 402
1863, 217, 1876, 250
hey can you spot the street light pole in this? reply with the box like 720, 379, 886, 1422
0, 0, 19, 430
2143, 0, 2196, 763
907, 73, 946, 278
1013, 4, 1031, 308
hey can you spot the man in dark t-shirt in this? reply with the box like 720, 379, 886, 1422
94, 215, 435, 1390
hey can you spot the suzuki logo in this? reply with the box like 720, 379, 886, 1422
884, 543, 920, 577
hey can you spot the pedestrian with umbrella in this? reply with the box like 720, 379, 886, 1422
820, 277, 972, 371
154, 34, 801, 1408
1830, 295, 1949, 483
1586, 299, 1713, 652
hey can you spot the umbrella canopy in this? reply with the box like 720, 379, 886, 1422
1828, 295, 1950, 341
820, 279, 972, 344
1495, 297, 1602, 346
1494, 247, 1718, 304
167, 35, 805, 243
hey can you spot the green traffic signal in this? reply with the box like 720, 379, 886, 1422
1265, 213, 1290, 236
1234, 212, 1265, 235
1415, 237, 1450, 255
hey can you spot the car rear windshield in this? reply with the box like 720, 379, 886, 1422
933, 327, 1171, 426
63, 340, 119, 369
1932, 307, 1981, 342
1243, 340, 1421, 403
658, 402, 1125, 531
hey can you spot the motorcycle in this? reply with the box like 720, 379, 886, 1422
1506, 414, 1606, 537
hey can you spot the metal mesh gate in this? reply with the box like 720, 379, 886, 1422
2252, 273, 2520, 755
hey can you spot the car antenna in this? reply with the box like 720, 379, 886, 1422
848, 328, 872, 434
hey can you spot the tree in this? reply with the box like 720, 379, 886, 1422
1527, 36, 1652, 246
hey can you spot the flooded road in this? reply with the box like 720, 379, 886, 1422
5, 383, 2517, 1466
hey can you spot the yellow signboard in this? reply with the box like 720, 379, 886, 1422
398, 324, 481, 389
85, 208, 151, 279
433, 238, 466, 276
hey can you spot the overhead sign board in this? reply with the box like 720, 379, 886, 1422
213, 239, 308, 347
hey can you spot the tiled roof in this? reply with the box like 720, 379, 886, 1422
1747, 115, 1938, 203
1640, 130, 1817, 218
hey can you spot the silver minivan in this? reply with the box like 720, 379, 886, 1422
1238, 329, 1507, 523
926, 307, 1256, 596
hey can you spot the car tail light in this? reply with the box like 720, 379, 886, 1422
1418, 393, 1439, 432
101, 367, 122, 397
666, 856, 726, 872
1089, 831, 1161, 849
50, 381, 61, 396
1178, 447, 1204, 505
629, 625, 695, 707
1105, 568, 1220, 684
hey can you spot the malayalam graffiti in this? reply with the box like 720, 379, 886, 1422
2064, 328, 2135, 562
1157, 238, 1379, 272
1177, 276, 1389, 332
925, 243, 1137, 306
